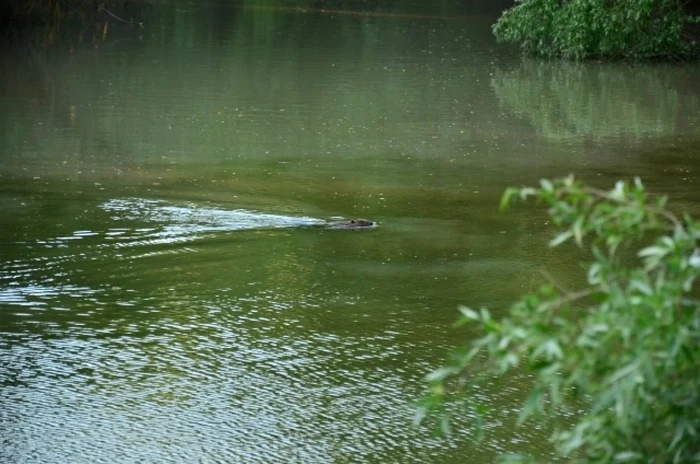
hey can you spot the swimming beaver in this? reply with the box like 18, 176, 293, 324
324, 219, 376, 229
101, 199, 377, 233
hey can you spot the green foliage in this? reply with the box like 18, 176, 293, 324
493, 0, 700, 60
419, 176, 700, 462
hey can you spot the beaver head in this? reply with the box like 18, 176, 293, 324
348, 219, 375, 227
327, 218, 376, 229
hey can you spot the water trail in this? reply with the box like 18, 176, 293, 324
100, 198, 326, 248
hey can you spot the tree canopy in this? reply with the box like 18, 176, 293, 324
493, 0, 700, 60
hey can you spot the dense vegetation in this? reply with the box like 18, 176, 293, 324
493, 0, 700, 60
420, 177, 700, 462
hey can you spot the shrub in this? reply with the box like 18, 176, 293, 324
419, 177, 700, 462
493, 0, 700, 60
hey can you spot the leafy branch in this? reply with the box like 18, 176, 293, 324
419, 176, 700, 463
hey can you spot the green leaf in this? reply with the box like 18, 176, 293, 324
529, 359, 554, 371
689, 250, 700, 269
462, 346, 482, 366
549, 230, 573, 247
544, 340, 563, 360
604, 362, 639, 386
439, 414, 451, 435
425, 367, 457, 383
533, 339, 564, 361
661, 236, 675, 249
612, 180, 626, 200
573, 218, 584, 247
500, 188, 517, 211
498, 454, 538, 464
592, 245, 608, 264
517, 387, 544, 425
500, 352, 519, 371
613, 451, 643, 462
457, 305, 480, 321
498, 336, 512, 351
519, 187, 538, 200
630, 278, 652, 296
638, 245, 668, 258
587, 262, 602, 284
589, 323, 609, 334
413, 405, 429, 426
682, 275, 696, 292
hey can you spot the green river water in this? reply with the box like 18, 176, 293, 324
1, 1, 699, 462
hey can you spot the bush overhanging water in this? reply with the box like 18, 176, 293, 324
420, 176, 700, 463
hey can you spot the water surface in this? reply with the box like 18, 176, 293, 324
1, 1, 699, 462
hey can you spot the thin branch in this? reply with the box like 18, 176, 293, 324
580, 186, 683, 231
78, 0, 144, 28
538, 268, 571, 294
551, 184, 683, 232
548, 288, 596, 311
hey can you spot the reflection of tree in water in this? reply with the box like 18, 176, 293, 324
240, 0, 513, 17
491, 60, 700, 141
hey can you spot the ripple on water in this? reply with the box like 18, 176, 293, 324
0, 195, 556, 463
0, 275, 555, 464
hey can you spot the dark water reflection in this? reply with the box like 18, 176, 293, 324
1, 1, 699, 462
